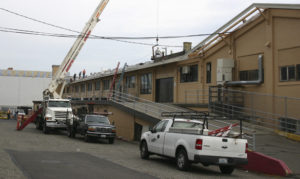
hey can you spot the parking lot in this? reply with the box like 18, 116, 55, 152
0, 120, 269, 179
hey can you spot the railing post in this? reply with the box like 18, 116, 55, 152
251, 93, 254, 123
252, 133, 256, 151
208, 87, 211, 113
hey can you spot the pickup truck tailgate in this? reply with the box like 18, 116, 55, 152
201, 136, 247, 158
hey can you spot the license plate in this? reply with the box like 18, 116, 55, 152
100, 135, 106, 138
219, 158, 228, 164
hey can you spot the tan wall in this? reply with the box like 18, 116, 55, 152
274, 14, 300, 98
93, 104, 152, 141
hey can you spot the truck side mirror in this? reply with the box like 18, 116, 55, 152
150, 127, 156, 133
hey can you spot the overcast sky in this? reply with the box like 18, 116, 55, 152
0, 0, 299, 75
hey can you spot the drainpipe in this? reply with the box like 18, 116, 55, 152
225, 54, 263, 86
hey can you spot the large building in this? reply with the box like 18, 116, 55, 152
63, 3, 300, 141
0, 68, 52, 110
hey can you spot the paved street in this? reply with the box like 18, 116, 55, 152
0, 120, 270, 179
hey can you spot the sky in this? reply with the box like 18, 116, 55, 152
0, 0, 299, 75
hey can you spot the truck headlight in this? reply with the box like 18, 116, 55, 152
45, 117, 52, 121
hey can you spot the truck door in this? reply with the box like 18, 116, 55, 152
148, 120, 169, 155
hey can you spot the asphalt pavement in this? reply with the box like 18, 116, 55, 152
0, 120, 274, 179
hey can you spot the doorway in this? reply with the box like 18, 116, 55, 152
155, 77, 174, 103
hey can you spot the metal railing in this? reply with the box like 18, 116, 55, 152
109, 90, 256, 150
110, 90, 187, 119
183, 89, 209, 104
208, 86, 300, 135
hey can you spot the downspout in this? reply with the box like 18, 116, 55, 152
225, 54, 263, 86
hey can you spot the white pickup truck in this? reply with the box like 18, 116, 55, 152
140, 113, 248, 174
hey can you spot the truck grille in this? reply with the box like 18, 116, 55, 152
97, 128, 112, 133
55, 111, 68, 119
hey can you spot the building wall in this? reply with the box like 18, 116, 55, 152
63, 8, 300, 140
93, 104, 152, 141
0, 76, 51, 107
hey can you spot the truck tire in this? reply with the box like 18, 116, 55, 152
43, 122, 49, 134
140, 141, 149, 159
219, 166, 235, 174
176, 149, 190, 171
108, 138, 114, 144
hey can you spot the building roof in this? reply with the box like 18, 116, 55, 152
69, 3, 300, 84
0, 69, 52, 78
190, 3, 300, 56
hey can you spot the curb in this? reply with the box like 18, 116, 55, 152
274, 130, 300, 142
240, 150, 292, 176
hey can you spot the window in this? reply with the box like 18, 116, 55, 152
95, 81, 100, 90
297, 65, 300, 81
140, 73, 152, 94
87, 83, 92, 91
280, 66, 296, 81
103, 79, 110, 90
126, 76, 136, 88
180, 64, 198, 83
81, 84, 85, 92
240, 70, 258, 81
206, 62, 211, 83
153, 120, 169, 132
75, 85, 79, 93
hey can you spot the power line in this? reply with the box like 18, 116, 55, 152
0, 26, 183, 47
0, 7, 230, 47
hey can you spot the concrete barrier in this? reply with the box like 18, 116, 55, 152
240, 150, 292, 176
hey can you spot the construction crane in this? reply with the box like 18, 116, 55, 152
44, 0, 110, 99
18, 0, 110, 131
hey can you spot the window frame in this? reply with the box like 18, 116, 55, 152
80, 84, 85, 93
280, 65, 296, 82
126, 75, 136, 88
103, 79, 110, 90
180, 64, 198, 83
140, 73, 152, 94
87, 82, 92, 92
95, 81, 101, 90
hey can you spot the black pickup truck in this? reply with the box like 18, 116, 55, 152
67, 114, 116, 144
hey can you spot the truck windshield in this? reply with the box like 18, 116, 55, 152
173, 121, 202, 129
86, 115, 109, 124
48, 101, 71, 108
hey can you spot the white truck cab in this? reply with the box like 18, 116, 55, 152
36, 99, 73, 133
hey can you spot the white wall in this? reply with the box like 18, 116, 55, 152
0, 76, 51, 107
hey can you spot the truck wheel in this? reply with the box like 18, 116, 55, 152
108, 138, 114, 144
176, 149, 190, 171
219, 166, 235, 174
43, 122, 49, 134
140, 141, 149, 159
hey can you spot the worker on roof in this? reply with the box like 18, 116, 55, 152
83, 69, 86, 78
